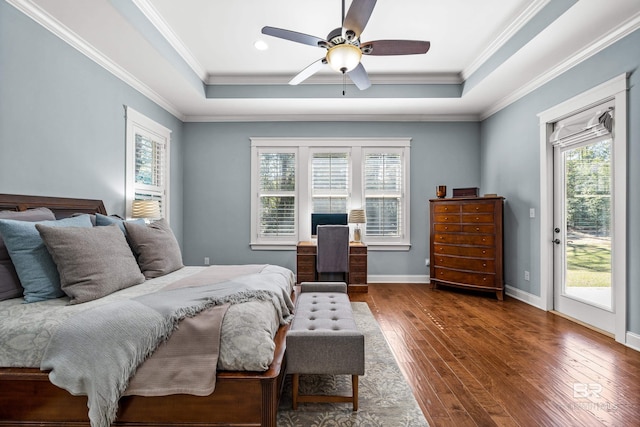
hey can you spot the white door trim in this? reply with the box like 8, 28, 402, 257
537, 73, 628, 344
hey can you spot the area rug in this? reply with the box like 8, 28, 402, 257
277, 302, 429, 426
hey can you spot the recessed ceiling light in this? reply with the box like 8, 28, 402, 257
254, 40, 268, 51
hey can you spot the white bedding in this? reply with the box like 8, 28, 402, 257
0, 265, 295, 371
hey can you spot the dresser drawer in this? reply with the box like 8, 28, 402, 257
462, 203, 495, 213
433, 268, 496, 288
433, 233, 495, 246
433, 213, 461, 223
297, 246, 317, 255
349, 246, 368, 255
433, 204, 461, 213
434, 223, 462, 232
433, 255, 495, 272
433, 244, 495, 258
461, 213, 494, 224
462, 224, 495, 233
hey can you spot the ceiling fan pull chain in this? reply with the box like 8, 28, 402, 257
343, 72, 346, 96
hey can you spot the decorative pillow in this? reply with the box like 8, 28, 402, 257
95, 213, 145, 234
0, 208, 56, 301
36, 223, 145, 305
0, 214, 93, 303
124, 218, 183, 279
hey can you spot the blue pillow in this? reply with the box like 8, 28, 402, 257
95, 213, 145, 234
0, 214, 93, 303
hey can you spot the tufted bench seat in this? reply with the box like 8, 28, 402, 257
286, 282, 365, 410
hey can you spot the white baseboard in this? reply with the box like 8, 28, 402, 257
368, 274, 429, 284
505, 284, 545, 310
626, 331, 640, 352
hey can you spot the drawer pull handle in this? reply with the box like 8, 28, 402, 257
476, 227, 480, 231
476, 217, 480, 220
476, 207, 479, 211
445, 217, 448, 220
482, 238, 486, 242
483, 263, 487, 267
482, 250, 486, 254
445, 226, 448, 230
483, 278, 487, 281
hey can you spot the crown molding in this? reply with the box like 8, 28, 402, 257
183, 113, 480, 123
462, 0, 550, 80
481, 10, 640, 120
206, 72, 463, 86
6, 0, 185, 121
132, 0, 208, 82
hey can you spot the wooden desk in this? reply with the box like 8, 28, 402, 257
296, 241, 368, 293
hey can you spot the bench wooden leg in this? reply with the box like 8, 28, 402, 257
292, 373, 299, 410
352, 374, 358, 411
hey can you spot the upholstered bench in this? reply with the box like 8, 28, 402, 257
286, 282, 365, 411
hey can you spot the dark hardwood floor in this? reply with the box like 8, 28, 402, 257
350, 284, 640, 427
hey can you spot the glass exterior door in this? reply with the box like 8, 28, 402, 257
553, 137, 615, 333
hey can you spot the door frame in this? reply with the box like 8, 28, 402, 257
538, 73, 628, 344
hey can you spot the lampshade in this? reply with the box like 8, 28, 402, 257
326, 44, 362, 73
131, 200, 161, 219
348, 209, 366, 224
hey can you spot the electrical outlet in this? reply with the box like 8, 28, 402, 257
204, 257, 210, 265
529, 208, 535, 218
524, 270, 530, 281
425, 258, 430, 267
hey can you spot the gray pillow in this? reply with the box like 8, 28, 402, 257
36, 223, 145, 305
0, 214, 93, 303
124, 218, 183, 279
0, 207, 56, 301
95, 213, 145, 234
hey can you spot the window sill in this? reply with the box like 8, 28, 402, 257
366, 242, 411, 251
250, 242, 297, 251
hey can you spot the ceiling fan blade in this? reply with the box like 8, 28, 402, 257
342, 0, 377, 41
347, 63, 371, 90
289, 58, 328, 85
261, 26, 326, 48
361, 40, 430, 55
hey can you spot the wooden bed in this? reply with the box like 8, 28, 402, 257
0, 193, 290, 427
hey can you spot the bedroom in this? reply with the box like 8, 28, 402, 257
1, 0, 639, 425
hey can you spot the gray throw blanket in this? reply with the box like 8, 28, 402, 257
40, 273, 294, 427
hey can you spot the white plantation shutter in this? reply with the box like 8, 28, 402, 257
134, 134, 166, 215
311, 152, 349, 213
126, 106, 170, 220
258, 151, 296, 237
364, 151, 403, 237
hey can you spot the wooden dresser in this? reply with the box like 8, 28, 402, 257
429, 196, 504, 300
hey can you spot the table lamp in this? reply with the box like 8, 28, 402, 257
348, 209, 366, 243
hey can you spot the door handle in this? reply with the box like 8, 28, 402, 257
552, 239, 561, 245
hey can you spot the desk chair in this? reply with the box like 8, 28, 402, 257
316, 225, 349, 282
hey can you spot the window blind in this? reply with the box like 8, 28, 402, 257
258, 152, 296, 236
134, 134, 166, 216
550, 100, 614, 148
364, 152, 403, 237
311, 152, 349, 213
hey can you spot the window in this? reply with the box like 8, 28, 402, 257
125, 106, 170, 219
257, 149, 297, 238
364, 149, 405, 239
311, 150, 350, 213
250, 138, 410, 250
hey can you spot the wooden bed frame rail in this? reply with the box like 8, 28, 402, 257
0, 194, 289, 426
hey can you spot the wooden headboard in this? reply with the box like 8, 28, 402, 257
0, 194, 107, 218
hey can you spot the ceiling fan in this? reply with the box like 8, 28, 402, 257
261, 0, 430, 91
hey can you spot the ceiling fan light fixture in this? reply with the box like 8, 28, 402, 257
326, 44, 362, 73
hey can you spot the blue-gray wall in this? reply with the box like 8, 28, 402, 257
182, 122, 480, 275
480, 29, 640, 334
0, 1, 185, 244
2, 0, 638, 334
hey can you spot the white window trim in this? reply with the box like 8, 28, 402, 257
250, 137, 411, 251
125, 106, 171, 221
